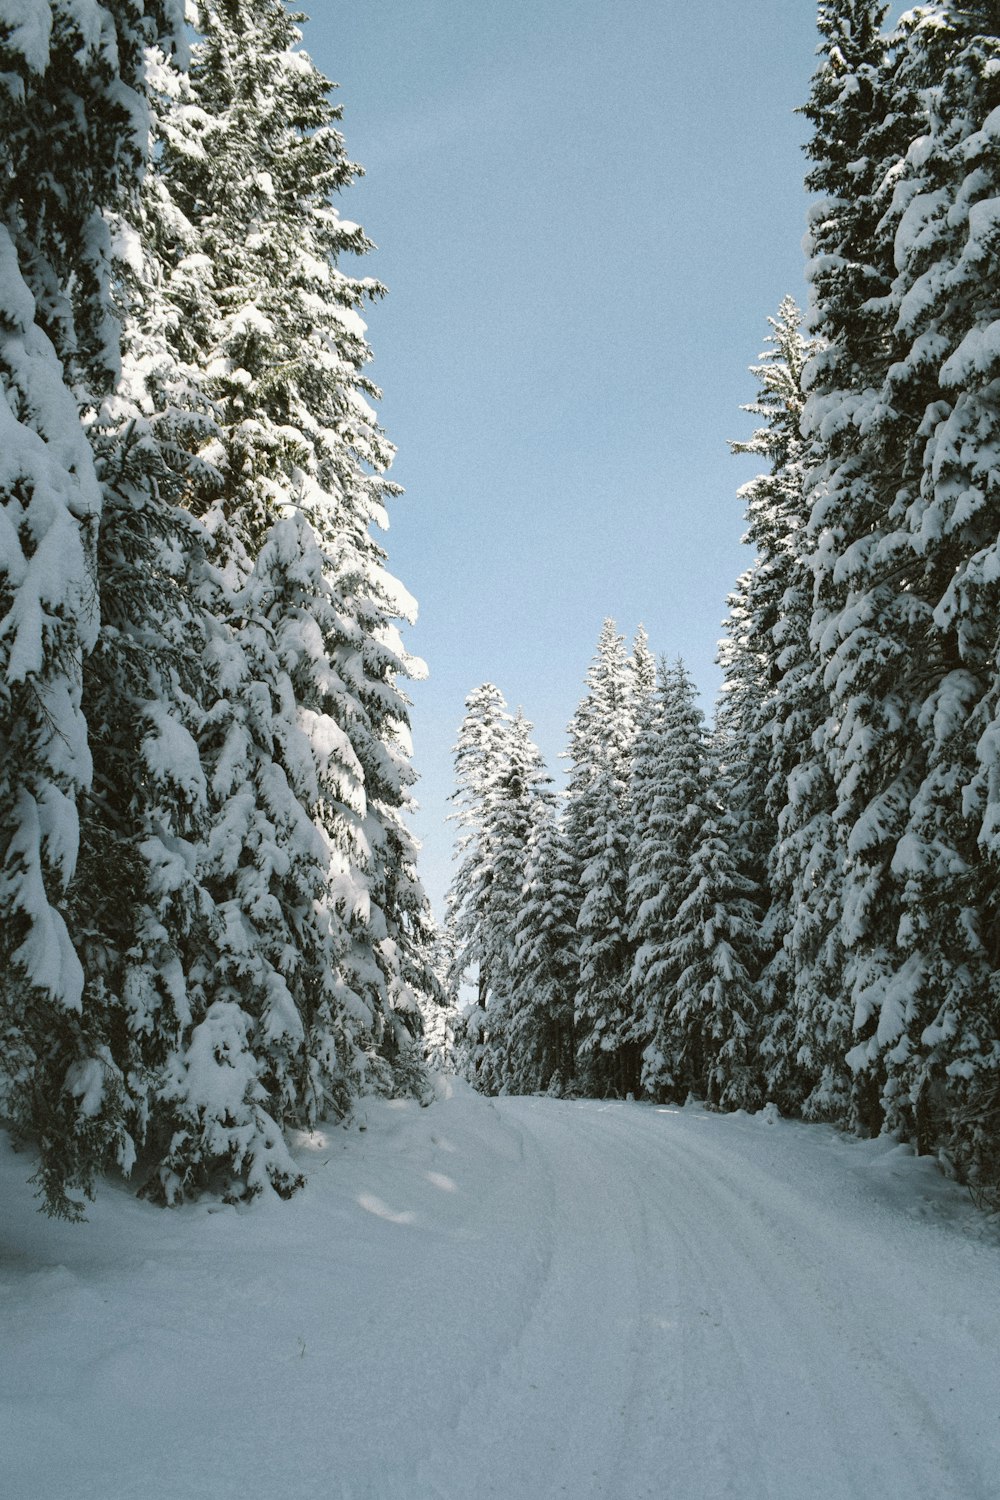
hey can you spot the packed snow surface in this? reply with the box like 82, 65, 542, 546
2, 1081, 998, 1500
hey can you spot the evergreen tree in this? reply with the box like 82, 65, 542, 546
800, 2, 1000, 1185
631, 658, 694, 1104
446, 683, 516, 1032
635, 662, 757, 1105
566, 620, 637, 1095
722, 299, 816, 897
718, 299, 845, 1115
132, 0, 432, 1197
446, 688, 552, 1089
851, 4, 1000, 1181
627, 657, 682, 1080
0, 0, 190, 1214
507, 811, 579, 1094
418, 925, 459, 1074
630, 624, 657, 732
663, 780, 762, 1111
483, 711, 556, 1090
798, 0, 924, 1137
73, 34, 299, 1209
3, 0, 433, 1212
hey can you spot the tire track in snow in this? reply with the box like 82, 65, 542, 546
420, 1098, 660, 1499
4, 1091, 997, 1500
431, 1101, 559, 1448
589, 1103, 997, 1500
415, 1097, 999, 1500
670, 1111, 989, 1494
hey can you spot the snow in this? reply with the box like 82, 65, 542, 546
140, 703, 208, 810
940, 316, 1000, 387
2, 1081, 998, 1500
3, 790, 85, 1009
0, 0, 52, 72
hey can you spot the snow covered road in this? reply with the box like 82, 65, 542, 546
2, 1083, 998, 1499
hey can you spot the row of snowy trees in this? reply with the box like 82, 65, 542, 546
445, 627, 758, 1109
734, 0, 1000, 1193
0, 2, 434, 1215
446, 0, 1000, 1199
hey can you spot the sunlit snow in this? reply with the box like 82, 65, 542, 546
2, 1080, 998, 1500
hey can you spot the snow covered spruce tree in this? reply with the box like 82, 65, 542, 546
484, 710, 558, 1088
664, 767, 762, 1111
633, 661, 759, 1105
445, 688, 553, 1088
64, 29, 291, 1211
565, 620, 640, 1095
721, 300, 816, 914
446, 684, 515, 1063
2, 0, 434, 1213
505, 809, 579, 1095
797, 0, 923, 1141
129, 0, 435, 1199
0, 0, 198, 1215
627, 657, 684, 1086
630, 623, 657, 730
845, 4, 1000, 1181
718, 299, 846, 1117
800, 1, 1000, 1180
417, 925, 459, 1073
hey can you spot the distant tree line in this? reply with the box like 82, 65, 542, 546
445, 1, 1000, 1201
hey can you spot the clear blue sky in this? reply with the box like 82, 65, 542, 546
302, 2, 827, 917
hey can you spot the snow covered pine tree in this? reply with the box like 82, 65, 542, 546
1, 0, 434, 1212
801, 1, 1000, 1187
0, 0, 191, 1216
446, 687, 552, 1088
507, 810, 579, 1094
718, 300, 844, 1117
566, 620, 640, 1096
632, 661, 758, 1105
134, 0, 436, 1201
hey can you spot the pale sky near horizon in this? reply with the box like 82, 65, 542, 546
301, 2, 843, 918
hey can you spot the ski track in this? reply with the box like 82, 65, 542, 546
420, 1096, 1000, 1500
1, 1089, 998, 1500
586, 1105, 994, 1500
420, 1101, 652, 1499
